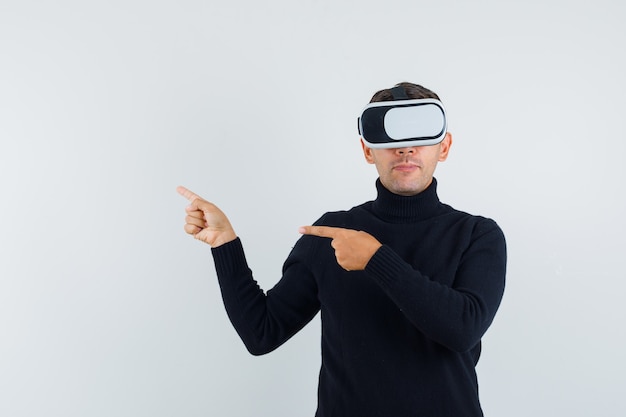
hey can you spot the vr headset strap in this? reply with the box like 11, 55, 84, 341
390, 86, 409, 100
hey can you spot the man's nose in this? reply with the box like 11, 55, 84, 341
396, 147, 416, 155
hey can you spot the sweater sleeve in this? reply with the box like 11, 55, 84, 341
211, 238, 320, 356
364, 219, 507, 352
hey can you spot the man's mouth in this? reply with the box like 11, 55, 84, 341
393, 163, 420, 172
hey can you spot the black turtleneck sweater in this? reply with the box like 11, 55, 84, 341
211, 178, 507, 417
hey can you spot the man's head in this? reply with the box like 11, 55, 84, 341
369, 82, 441, 103
361, 82, 453, 196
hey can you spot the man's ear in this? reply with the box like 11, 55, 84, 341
438, 132, 453, 162
361, 139, 375, 164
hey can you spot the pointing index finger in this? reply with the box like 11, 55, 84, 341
299, 225, 343, 239
176, 185, 200, 202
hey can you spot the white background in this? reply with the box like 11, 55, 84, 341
1, 0, 625, 416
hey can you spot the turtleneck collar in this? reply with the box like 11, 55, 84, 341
370, 177, 442, 223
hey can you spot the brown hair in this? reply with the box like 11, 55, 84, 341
369, 82, 441, 103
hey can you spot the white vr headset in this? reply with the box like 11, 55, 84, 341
358, 87, 447, 148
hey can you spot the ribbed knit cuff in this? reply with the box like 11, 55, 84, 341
211, 238, 250, 277
365, 245, 413, 290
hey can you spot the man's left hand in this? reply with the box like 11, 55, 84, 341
299, 226, 382, 271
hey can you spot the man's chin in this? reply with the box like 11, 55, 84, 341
384, 178, 430, 196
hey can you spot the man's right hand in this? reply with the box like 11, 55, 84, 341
177, 186, 237, 248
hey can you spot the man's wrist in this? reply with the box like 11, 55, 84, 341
210, 231, 238, 248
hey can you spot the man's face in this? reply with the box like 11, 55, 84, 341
361, 133, 452, 196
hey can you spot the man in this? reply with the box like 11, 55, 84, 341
178, 82, 507, 416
